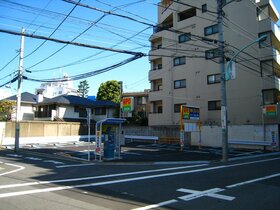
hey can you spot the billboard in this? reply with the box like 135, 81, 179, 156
182, 105, 200, 121
122, 97, 134, 112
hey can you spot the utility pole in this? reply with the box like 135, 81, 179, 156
217, 0, 228, 162
119, 81, 123, 118
15, 28, 25, 153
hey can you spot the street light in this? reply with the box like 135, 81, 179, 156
225, 35, 267, 79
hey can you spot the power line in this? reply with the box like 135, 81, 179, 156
0, 28, 145, 56
24, 54, 143, 82
0, 0, 53, 73
23, 0, 82, 60
29, 27, 151, 73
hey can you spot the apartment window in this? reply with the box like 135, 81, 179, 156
258, 32, 270, 48
174, 79, 186, 89
157, 63, 163, 70
208, 100, 221, 110
95, 107, 106, 115
174, 103, 186, 113
174, 56, 186, 66
260, 60, 275, 77
207, 74, 221, 84
262, 89, 280, 105
202, 4, 207, 13
178, 33, 191, 43
157, 106, 163, 113
204, 24, 219, 36
205, 48, 221, 59
157, 44, 162, 49
202, 37, 218, 45
137, 97, 143, 105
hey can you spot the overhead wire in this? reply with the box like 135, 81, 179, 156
0, 0, 53, 73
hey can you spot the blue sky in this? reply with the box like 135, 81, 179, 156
0, 0, 280, 97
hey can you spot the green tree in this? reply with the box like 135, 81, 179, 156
78, 80, 90, 98
0, 100, 16, 121
96, 80, 121, 103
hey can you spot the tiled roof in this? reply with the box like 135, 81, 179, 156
39, 95, 117, 107
3, 92, 37, 104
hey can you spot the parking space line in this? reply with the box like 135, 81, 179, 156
0, 157, 279, 198
227, 173, 280, 188
0, 164, 206, 189
0, 163, 25, 176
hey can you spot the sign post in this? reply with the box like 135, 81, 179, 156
180, 105, 201, 150
86, 108, 91, 161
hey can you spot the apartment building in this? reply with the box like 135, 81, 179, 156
148, 0, 280, 126
123, 90, 150, 118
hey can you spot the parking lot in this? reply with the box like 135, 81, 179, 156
4, 141, 273, 163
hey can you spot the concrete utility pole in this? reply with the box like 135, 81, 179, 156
15, 28, 25, 153
119, 81, 123, 118
217, 0, 228, 162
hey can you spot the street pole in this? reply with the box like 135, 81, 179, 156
217, 0, 228, 162
15, 28, 25, 153
119, 81, 123, 118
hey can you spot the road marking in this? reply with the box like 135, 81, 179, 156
132, 188, 235, 210
6, 154, 23, 158
132, 199, 178, 210
56, 163, 96, 168
0, 157, 279, 198
177, 188, 235, 201
25, 157, 42, 161
43, 160, 64, 165
227, 173, 280, 188
0, 164, 206, 189
0, 163, 25, 176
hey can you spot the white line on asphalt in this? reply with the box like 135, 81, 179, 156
0, 163, 25, 176
0, 164, 206, 189
0, 157, 279, 198
43, 160, 64, 165
131, 199, 178, 210
227, 173, 280, 188
56, 163, 96, 168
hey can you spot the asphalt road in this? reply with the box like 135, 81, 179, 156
0, 146, 279, 210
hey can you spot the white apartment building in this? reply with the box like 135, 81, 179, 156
148, 0, 280, 126
35, 74, 79, 98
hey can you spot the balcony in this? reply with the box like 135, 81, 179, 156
260, 47, 280, 66
256, 0, 279, 22
153, 13, 173, 34
262, 76, 280, 91
258, 19, 280, 49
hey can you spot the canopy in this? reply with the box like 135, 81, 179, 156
96, 118, 127, 126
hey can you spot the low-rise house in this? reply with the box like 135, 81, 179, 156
3, 92, 118, 122
34, 94, 117, 122
3, 92, 37, 121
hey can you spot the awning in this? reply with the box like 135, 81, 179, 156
96, 118, 127, 126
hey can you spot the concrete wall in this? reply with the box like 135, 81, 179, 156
191, 125, 279, 150
2, 121, 95, 145
0, 122, 5, 146
125, 124, 279, 150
